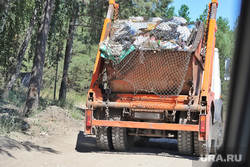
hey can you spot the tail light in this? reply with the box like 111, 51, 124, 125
200, 115, 206, 133
85, 109, 92, 127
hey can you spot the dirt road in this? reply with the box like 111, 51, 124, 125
0, 106, 211, 167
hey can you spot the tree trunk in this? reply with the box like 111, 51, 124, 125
24, 0, 55, 116
0, 0, 11, 33
2, 1, 39, 99
59, 5, 78, 100
53, 51, 59, 100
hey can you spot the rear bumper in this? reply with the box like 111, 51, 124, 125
88, 120, 199, 132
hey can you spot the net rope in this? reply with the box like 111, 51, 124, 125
99, 19, 205, 97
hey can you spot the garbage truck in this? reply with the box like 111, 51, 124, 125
85, 0, 223, 156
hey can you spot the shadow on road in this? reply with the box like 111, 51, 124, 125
0, 136, 60, 158
75, 131, 199, 161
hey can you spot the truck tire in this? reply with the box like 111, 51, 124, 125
177, 112, 194, 155
194, 115, 212, 156
112, 127, 131, 151
210, 118, 223, 154
178, 131, 194, 155
193, 132, 207, 156
96, 127, 114, 151
210, 139, 217, 154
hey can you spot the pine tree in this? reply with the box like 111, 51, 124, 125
196, 5, 208, 24
117, 0, 173, 18
166, 6, 175, 18
3, 1, 40, 98
24, 0, 55, 115
178, 4, 191, 22
59, 1, 79, 100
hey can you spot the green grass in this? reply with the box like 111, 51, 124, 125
0, 86, 85, 135
0, 100, 25, 135
40, 88, 86, 104
0, 87, 27, 135
3, 87, 27, 108
32, 121, 49, 133
0, 115, 24, 135
40, 88, 86, 120
69, 108, 84, 120
67, 89, 87, 104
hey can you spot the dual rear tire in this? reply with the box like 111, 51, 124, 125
177, 131, 193, 155
96, 127, 113, 151
177, 131, 212, 156
96, 115, 217, 156
96, 127, 131, 151
177, 112, 212, 156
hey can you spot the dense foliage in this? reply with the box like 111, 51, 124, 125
178, 4, 191, 22
216, 16, 236, 110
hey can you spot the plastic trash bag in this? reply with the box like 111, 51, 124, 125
100, 44, 135, 64
149, 17, 163, 22
99, 39, 123, 60
149, 38, 159, 49
177, 26, 191, 41
133, 22, 148, 30
171, 16, 187, 25
120, 45, 136, 61
159, 41, 179, 49
111, 23, 129, 41
114, 32, 134, 50
188, 24, 196, 31
134, 36, 149, 47
150, 29, 180, 41
156, 22, 172, 31
125, 20, 139, 35
129, 16, 144, 22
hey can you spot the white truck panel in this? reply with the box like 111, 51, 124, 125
211, 48, 222, 100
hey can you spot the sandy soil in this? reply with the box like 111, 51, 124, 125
0, 106, 211, 167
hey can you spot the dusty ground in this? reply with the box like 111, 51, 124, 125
0, 105, 211, 167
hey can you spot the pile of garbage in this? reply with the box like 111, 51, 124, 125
100, 16, 199, 63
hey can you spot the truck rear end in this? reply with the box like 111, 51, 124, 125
85, 0, 222, 156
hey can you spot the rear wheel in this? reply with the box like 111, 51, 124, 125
210, 117, 223, 154
194, 114, 212, 156
96, 127, 114, 151
177, 112, 194, 155
217, 121, 224, 148
193, 132, 208, 156
112, 127, 132, 151
210, 139, 217, 154
178, 131, 194, 155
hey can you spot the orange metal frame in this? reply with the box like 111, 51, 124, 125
93, 120, 199, 132
87, 94, 206, 111
108, 94, 187, 110
88, 0, 118, 102
200, 1, 218, 140
86, 0, 219, 141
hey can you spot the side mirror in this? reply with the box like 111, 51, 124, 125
224, 58, 231, 81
